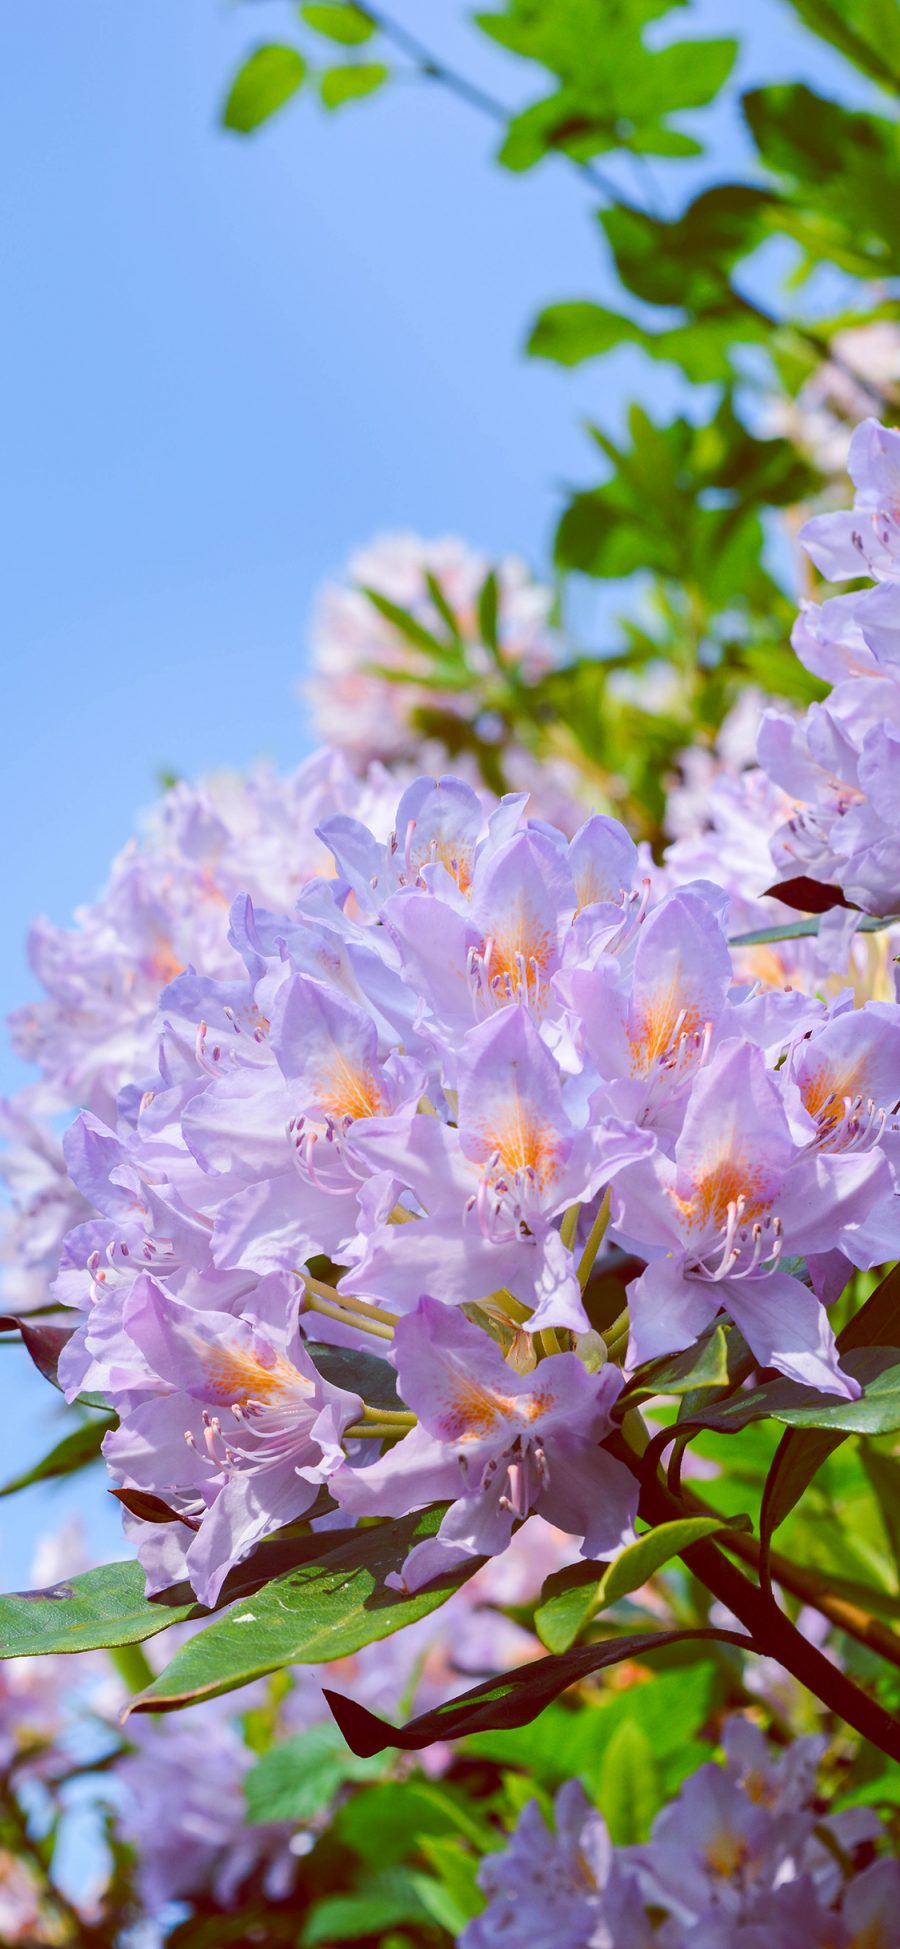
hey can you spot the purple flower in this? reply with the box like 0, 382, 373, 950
344, 1003, 653, 1332
800, 417, 900, 584
461, 1780, 653, 1949
333, 1296, 637, 1592
104, 1273, 361, 1605
615, 1038, 888, 1394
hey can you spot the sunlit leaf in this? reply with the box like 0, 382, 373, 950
301, 3, 376, 45
535, 1517, 737, 1652
320, 62, 388, 109
222, 45, 306, 133
129, 1507, 478, 1713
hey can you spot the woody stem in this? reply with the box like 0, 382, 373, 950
613, 1428, 900, 1763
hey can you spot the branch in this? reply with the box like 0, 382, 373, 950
613, 1433, 900, 1762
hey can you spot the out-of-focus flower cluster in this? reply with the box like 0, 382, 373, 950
764, 322, 900, 477
40, 754, 900, 1607
306, 532, 555, 763
305, 531, 593, 833
464, 1717, 900, 1949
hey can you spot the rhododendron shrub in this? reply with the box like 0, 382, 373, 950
3, 435, 900, 1946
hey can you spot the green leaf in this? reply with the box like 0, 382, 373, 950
337, 1779, 490, 1866
424, 571, 464, 645
360, 586, 450, 657
534, 1518, 736, 1653
320, 62, 388, 109
730, 913, 900, 947
761, 1266, 900, 1538
674, 1347, 900, 1441
128, 1507, 478, 1713
300, 2, 376, 45
783, 0, 900, 91
303, 1875, 426, 1945
0, 1415, 114, 1498
413, 1835, 485, 1933
528, 301, 643, 367
307, 1341, 401, 1410
744, 84, 900, 276
222, 45, 306, 134
477, 569, 500, 655
639, 1324, 735, 1398
476, 5, 737, 172
0, 1524, 360, 1659
600, 187, 772, 311
325, 1626, 747, 1753
861, 1449, 900, 1579
245, 1722, 382, 1823
528, 301, 768, 382
597, 1719, 661, 1842
0, 1561, 196, 1657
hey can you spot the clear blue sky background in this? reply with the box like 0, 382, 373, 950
0, 0, 872, 1581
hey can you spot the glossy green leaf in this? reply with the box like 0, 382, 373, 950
0, 1525, 360, 1660
677, 1347, 900, 1441
301, 3, 376, 45
308, 1341, 401, 1410
325, 1626, 747, 1753
129, 1507, 477, 1713
535, 1517, 736, 1652
222, 45, 306, 133
639, 1323, 735, 1398
0, 1560, 196, 1657
320, 62, 388, 109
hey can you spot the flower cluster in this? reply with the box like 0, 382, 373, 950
464, 1718, 900, 1948
44, 761, 900, 1605
760, 418, 900, 917
1, 752, 399, 1311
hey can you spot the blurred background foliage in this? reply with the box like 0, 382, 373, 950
224, 0, 899, 840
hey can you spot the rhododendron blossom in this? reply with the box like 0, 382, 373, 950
333, 1297, 637, 1591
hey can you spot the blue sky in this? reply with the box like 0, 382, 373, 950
0, 0, 870, 1579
